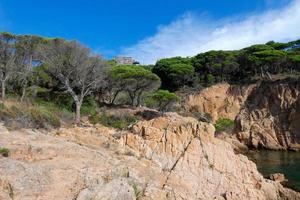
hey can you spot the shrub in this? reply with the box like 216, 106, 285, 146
80, 96, 98, 116
132, 184, 144, 199
146, 90, 180, 113
215, 118, 234, 133
0, 101, 62, 129
28, 106, 61, 128
90, 113, 139, 130
0, 147, 10, 157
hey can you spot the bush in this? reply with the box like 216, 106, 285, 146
146, 90, 180, 113
0, 101, 61, 129
28, 106, 61, 128
81, 96, 98, 116
0, 147, 10, 157
90, 112, 139, 130
215, 118, 234, 132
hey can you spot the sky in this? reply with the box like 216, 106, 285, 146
0, 0, 299, 64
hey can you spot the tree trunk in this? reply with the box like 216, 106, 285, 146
75, 101, 82, 125
128, 91, 135, 107
136, 91, 143, 107
1, 80, 5, 101
21, 80, 27, 102
110, 90, 120, 105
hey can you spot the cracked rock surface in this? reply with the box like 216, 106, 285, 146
0, 113, 299, 200
235, 79, 300, 150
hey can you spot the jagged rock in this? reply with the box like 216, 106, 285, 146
185, 83, 255, 122
269, 173, 286, 183
121, 113, 300, 199
76, 178, 135, 200
235, 79, 300, 150
0, 113, 299, 200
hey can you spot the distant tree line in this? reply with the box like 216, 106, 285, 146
152, 40, 300, 91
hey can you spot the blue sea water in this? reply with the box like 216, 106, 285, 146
247, 151, 300, 192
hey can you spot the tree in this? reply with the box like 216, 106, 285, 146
192, 51, 239, 83
287, 53, 300, 72
0, 32, 17, 101
149, 90, 180, 114
152, 57, 194, 90
39, 39, 107, 124
15, 35, 43, 101
109, 65, 161, 107
252, 50, 286, 76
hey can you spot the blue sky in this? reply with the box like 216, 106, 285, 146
0, 0, 299, 63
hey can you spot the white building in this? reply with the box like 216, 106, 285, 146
115, 56, 139, 65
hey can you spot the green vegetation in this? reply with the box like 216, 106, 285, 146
152, 40, 300, 89
0, 100, 62, 129
214, 118, 235, 133
108, 65, 161, 106
0, 147, 10, 157
0, 31, 299, 128
90, 112, 139, 130
152, 57, 194, 90
132, 184, 144, 199
146, 90, 180, 113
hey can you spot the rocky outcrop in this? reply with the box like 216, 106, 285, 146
0, 113, 299, 200
269, 173, 287, 183
235, 79, 300, 151
185, 83, 255, 122
121, 113, 300, 199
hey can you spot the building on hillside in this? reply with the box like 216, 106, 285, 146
115, 56, 140, 65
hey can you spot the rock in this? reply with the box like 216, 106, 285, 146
269, 173, 286, 183
235, 79, 300, 151
185, 83, 255, 123
76, 178, 135, 200
0, 114, 299, 200
121, 113, 300, 199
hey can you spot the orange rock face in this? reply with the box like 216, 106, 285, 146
0, 112, 299, 200
235, 79, 300, 150
185, 83, 255, 122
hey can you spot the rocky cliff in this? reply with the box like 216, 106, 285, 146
235, 79, 300, 151
186, 80, 300, 151
185, 83, 255, 123
1, 113, 299, 200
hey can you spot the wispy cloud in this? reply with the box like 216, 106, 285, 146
122, 0, 300, 64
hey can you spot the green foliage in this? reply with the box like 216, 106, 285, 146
110, 65, 159, 81
214, 118, 234, 133
0, 101, 62, 129
106, 59, 117, 67
109, 65, 161, 106
0, 147, 10, 157
147, 90, 180, 112
192, 50, 240, 83
132, 184, 144, 199
206, 74, 215, 84
152, 57, 194, 90
80, 96, 98, 115
90, 112, 139, 130
32, 65, 56, 88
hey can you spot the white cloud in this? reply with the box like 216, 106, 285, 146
122, 0, 300, 64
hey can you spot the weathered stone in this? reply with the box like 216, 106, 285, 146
185, 83, 256, 123
235, 79, 300, 151
0, 113, 299, 200
269, 173, 286, 183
